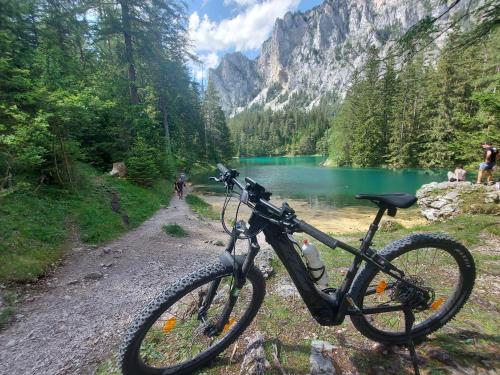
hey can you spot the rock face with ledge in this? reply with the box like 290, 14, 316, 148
210, 0, 481, 115
416, 181, 500, 221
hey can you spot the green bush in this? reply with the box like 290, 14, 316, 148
163, 223, 187, 237
127, 137, 160, 186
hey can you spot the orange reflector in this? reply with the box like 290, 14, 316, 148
431, 298, 445, 310
162, 317, 176, 333
376, 280, 387, 294
223, 317, 235, 333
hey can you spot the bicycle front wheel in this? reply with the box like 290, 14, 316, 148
120, 261, 265, 375
350, 233, 475, 345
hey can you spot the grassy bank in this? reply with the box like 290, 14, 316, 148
0, 166, 171, 283
185, 194, 219, 220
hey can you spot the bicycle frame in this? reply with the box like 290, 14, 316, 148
222, 205, 415, 327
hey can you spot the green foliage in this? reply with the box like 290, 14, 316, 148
127, 138, 160, 186
185, 194, 219, 220
0, 165, 171, 282
229, 93, 336, 157
0, 0, 231, 193
202, 80, 234, 161
162, 223, 187, 237
329, 27, 500, 169
0, 290, 17, 330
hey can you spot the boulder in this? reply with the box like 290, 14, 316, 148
255, 249, 275, 279
109, 162, 127, 177
240, 332, 269, 375
310, 340, 336, 375
416, 181, 499, 221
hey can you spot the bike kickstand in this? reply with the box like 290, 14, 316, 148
404, 309, 420, 375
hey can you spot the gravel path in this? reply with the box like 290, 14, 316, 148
0, 192, 229, 375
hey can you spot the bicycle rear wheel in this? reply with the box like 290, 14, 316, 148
120, 261, 265, 375
350, 233, 475, 345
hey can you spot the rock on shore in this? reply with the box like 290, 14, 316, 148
416, 181, 500, 221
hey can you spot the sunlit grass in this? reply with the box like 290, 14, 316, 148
185, 194, 219, 220
163, 223, 188, 237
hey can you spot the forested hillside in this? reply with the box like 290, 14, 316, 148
329, 28, 500, 169
0, 0, 232, 191
229, 94, 335, 156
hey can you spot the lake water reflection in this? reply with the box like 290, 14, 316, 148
191, 156, 446, 208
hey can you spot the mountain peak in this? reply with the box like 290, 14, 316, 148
210, 0, 471, 115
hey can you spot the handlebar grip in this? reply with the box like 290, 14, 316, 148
217, 163, 229, 175
296, 220, 339, 249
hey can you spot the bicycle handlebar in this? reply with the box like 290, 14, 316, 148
215, 163, 335, 240
217, 163, 229, 175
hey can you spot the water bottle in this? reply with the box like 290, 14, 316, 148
301, 239, 329, 289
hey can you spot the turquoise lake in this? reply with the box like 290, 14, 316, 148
191, 156, 447, 208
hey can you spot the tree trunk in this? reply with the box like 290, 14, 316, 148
119, 0, 139, 104
159, 94, 171, 153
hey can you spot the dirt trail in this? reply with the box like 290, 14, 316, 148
0, 191, 229, 375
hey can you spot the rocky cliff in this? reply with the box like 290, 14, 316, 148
210, 0, 479, 115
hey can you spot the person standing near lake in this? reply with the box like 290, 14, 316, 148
477, 141, 497, 185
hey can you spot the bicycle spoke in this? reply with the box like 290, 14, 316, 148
139, 274, 253, 368
361, 247, 461, 334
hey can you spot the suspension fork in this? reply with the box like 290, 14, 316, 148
198, 233, 238, 320
209, 235, 260, 335
202, 215, 264, 336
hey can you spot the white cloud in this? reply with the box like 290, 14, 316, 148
223, 0, 259, 7
189, 0, 300, 53
191, 52, 220, 83
200, 52, 220, 69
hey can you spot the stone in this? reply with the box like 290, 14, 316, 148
443, 191, 459, 201
429, 199, 448, 209
255, 249, 275, 279
485, 191, 500, 204
372, 366, 385, 375
240, 332, 269, 375
310, 340, 336, 375
6, 339, 16, 348
416, 180, 499, 221
109, 162, 126, 177
83, 272, 103, 281
427, 348, 455, 366
66, 279, 80, 285
273, 278, 300, 298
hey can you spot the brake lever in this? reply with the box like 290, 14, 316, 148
209, 176, 221, 182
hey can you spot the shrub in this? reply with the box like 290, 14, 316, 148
127, 137, 160, 186
163, 223, 187, 237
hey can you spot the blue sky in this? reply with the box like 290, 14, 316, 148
188, 0, 324, 80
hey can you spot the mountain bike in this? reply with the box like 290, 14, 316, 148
121, 164, 475, 375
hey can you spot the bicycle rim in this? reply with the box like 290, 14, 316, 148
138, 273, 254, 371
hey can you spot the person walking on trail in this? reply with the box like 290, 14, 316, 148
174, 177, 186, 199
477, 141, 497, 185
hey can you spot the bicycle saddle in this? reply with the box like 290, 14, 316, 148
355, 193, 417, 209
